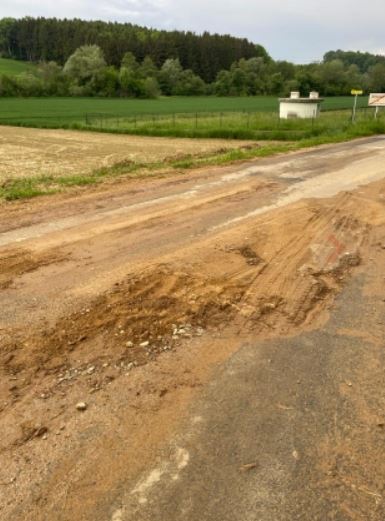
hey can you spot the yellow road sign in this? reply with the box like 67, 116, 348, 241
351, 89, 363, 95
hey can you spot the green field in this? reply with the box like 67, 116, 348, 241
0, 95, 370, 126
0, 95, 381, 142
0, 58, 34, 76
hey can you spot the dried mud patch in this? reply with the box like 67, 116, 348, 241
2, 211, 366, 405
0, 247, 68, 289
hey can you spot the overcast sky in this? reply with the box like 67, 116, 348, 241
1, 0, 385, 62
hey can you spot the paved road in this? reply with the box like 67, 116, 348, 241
1, 136, 385, 520
115, 253, 385, 521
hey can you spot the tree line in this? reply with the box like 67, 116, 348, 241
0, 17, 384, 99
0, 17, 264, 82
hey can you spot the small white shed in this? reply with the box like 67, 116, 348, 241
279, 92, 324, 119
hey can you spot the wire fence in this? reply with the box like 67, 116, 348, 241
82, 107, 382, 135
0, 106, 382, 138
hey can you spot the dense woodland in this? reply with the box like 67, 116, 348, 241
0, 17, 385, 99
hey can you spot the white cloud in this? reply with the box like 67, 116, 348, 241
1, 0, 385, 62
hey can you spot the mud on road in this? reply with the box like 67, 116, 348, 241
0, 135, 385, 520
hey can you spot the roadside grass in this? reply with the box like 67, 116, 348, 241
1, 116, 384, 202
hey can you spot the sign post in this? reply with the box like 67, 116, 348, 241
351, 89, 363, 123
368, 93, 385, 119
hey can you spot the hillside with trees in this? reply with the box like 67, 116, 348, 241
0, 17, 265, 82
0, 17, 384, 99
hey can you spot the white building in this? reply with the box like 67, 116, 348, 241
279, 92, 324, 119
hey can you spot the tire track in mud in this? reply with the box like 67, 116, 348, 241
1, 192, 373, 404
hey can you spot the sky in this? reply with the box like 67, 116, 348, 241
1, 0, 385, 63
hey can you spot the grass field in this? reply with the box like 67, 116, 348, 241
0, 58, 34, 75
0, 95, 370, 128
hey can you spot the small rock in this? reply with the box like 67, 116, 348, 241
126, 341, 134, 348
76, 402, 88, 411
87, 366, 95, 375
140, 341, 150, 347
240, 462, 258, 472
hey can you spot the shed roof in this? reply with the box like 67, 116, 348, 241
279, 98, 325, 104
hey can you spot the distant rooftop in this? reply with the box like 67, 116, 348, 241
279, 91, 325, 103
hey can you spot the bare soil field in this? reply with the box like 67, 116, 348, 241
1, 134, 385, 520
0, 126, 256, 181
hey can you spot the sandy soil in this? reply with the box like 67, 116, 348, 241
0, 135, 385, 519
0, 126, 256, 180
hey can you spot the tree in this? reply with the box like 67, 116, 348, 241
37, 61, 68, 95
143, 77, 160, 98
91, 66, 119, 97
121, 51, 139, 72
63, 45, 106, 85
174, 69, 206, 95
140, 56, 158, 78
0, 18, 15, 57
159, 58, 183, 95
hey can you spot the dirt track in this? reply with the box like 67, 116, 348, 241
1, 135, 385, 520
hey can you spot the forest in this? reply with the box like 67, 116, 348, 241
0, 17, 384, 99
